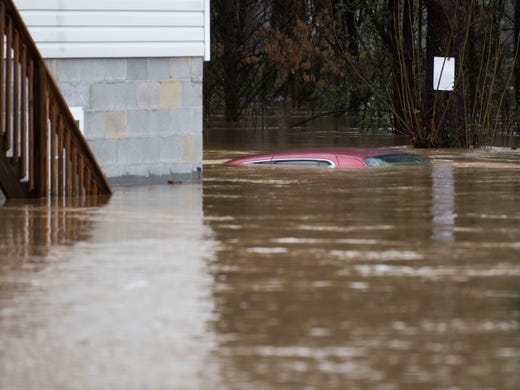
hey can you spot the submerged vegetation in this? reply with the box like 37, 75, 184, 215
204, 0, 520, 147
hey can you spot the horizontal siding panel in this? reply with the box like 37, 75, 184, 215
21, 11, 204, 27
14, 0, 210, 60
33, 27, 204, 43
35, 42, 205, 58
14, 0, 204, 12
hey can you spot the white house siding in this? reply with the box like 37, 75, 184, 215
14, 0, 210, 60
13, 0, 210, 185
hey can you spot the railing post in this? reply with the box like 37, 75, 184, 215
32, 63, 48, 197
20, 41, 27, 180
78, 155, 84, 197
28, 59, 35, 193
13, 28, 19, 165
71, 146, 78, 196
65, 131, 71, 196
0, 2, 5, 141
5, 16, 12, 151
50, 104, 57, 196
57, 116, 64, 196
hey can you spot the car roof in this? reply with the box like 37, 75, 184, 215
229, 147, 404, 162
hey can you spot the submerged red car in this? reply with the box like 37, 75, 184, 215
226, 147, 429, 168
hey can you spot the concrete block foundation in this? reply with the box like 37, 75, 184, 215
47, 57, 203, 186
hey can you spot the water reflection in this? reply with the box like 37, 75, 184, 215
431, 165, 455, 241
0, 185, 219, 390
1, 144, 519, 389
0, 196, 110, 269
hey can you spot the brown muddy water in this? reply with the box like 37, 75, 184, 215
1, 128, 520, 389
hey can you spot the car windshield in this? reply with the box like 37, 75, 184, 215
363, 153, 429, 167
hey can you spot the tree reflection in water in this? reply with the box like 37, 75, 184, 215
431, 165, 455, 241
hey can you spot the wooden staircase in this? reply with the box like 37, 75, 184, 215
0, 0, 111, 199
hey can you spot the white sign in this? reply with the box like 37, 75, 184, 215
433, 57, 455, 91
69, 107, 84, 134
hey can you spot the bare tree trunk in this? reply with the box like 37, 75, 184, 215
515, 0, 520, 110
388, 0, 417, 138
338, 0, 364, 110
222, 0, 240, 121
423, 0, 465, 147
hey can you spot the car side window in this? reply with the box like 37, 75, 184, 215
272, 159, 332, 167
364, 154, 429, 167
364, 157, 389, 167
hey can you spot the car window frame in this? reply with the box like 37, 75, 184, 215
243, 158, 336, 167
363, 153, 430, 167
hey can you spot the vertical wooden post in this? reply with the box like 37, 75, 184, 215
78, 154, 84, 197
50, 104, 57, 196
0, 3, 5, 140
13, 28, 19, 165
20, 42, 27, 179
32, 63, 48, 197
58, 116, 64, 196
71, 146, 78, 196
5, 16, 11, 151
65, 131, 71, 197
28, 59, 34, 192
85, 168, 92, 194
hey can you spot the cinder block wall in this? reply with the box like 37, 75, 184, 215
46, 57, 203, 186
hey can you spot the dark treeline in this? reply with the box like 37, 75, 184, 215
204, 0, 520, 147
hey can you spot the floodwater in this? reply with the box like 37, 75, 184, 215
1, 127, 520, 389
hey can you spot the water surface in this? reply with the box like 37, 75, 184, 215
0, 187, 219, 389
1, 143, 519, 389
203, 147, 520, 390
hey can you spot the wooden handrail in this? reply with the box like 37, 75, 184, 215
0, 0, 111, 199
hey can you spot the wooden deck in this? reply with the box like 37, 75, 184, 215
0, 0, 111, 199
